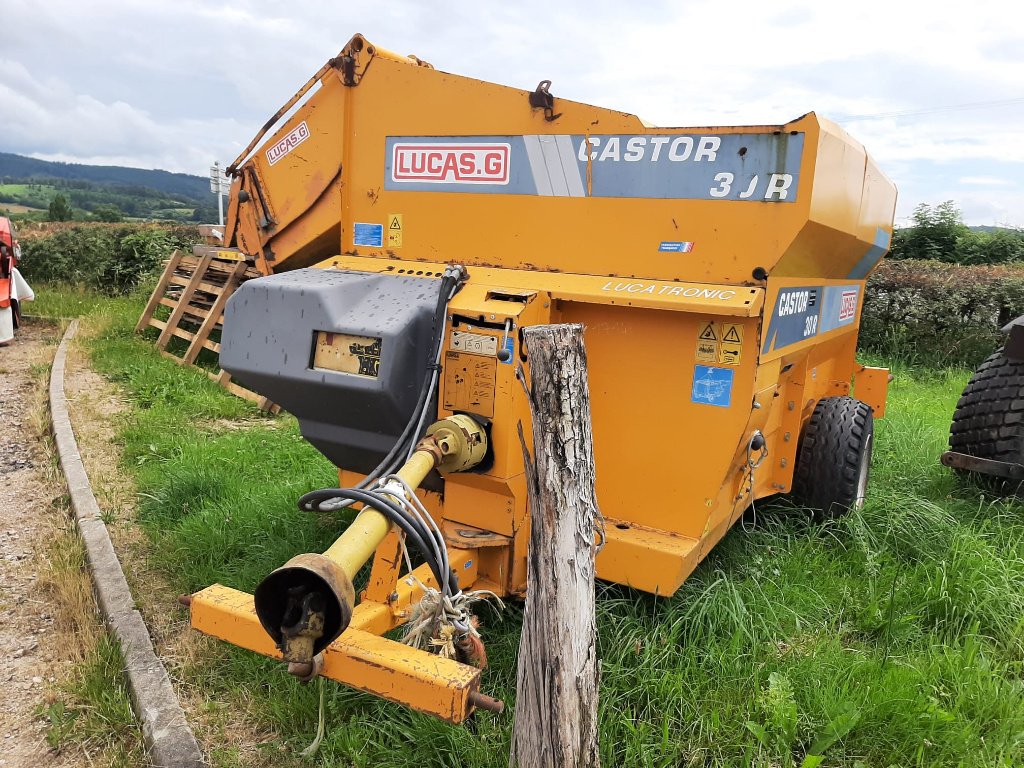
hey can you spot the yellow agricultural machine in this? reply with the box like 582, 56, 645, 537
181, 34, 897, 723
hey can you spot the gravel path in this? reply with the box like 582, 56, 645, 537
0, 322, 83, 768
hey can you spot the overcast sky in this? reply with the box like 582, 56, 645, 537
2, 0, 1022, 227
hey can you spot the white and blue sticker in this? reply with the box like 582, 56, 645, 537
384, 133, 803, 202
760, 287, 820, 354
353, 222, 384, 247
659, 241, 694, 253
820, 285, 860, 332
691, 365, 734, 407
761, 284, 860, 354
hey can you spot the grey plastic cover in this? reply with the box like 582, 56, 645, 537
219, 268, 440, 473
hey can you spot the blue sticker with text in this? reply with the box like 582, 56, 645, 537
354, 222, 384, 247
760, 286, 821, 354
500, 336, 515, 364
384, 133, 803, 201
691, 365, 734, 408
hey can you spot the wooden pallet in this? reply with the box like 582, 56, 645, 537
136, 248, 277, 411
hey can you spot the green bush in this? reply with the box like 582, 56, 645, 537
18, 223, 199, 293
859, 259, 1024, 367
953, 228, 1024, 265
888, 202, 1024, 265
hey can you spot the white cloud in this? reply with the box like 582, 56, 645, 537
959, 176, 1017, 187
1, 0, 1022, 225
0, 58, 250, 173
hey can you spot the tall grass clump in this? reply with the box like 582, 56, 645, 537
43, 636, 146, 767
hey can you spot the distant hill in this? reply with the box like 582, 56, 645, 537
0, 152, 218, 221
0, 152, 210, 201
970, 225, 1021, 234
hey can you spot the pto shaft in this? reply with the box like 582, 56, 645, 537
253, 415, 486, 664
323, 449, 436, 576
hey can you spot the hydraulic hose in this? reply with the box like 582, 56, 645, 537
299, 486, 455, 593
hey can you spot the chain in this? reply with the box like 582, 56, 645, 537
742, 430, 768, 533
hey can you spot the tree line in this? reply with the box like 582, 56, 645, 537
889, 201, 1024, 264
0, 151, 211, 201
1, 185, 219, 224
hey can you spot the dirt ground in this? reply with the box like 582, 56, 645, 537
0, 318, 283, 767
0, 322, 87, 768
59, 318, 280, 766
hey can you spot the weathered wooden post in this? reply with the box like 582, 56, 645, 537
510, 323, 602, 768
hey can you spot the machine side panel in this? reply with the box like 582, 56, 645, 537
227, 41, 894, 285
774, 120, 897, 280
758, 277, 866, 364
227, 72, 348, 272
556, 300, 758, 540
335, 56, 823, 284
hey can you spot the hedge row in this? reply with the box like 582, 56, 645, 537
18, 223, 200, 294
14, 227, 1020, 369
860, 259, 1024, 367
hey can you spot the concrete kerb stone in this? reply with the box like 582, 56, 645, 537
48, 320, 206, 768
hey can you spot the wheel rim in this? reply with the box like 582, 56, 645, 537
853, 432, 873, 508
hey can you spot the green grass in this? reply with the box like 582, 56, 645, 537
43, 635, 146, 766
85, 298, 341, 591
0, 182, 46, 195
25, 283, 107, 319
76, 296, 1024, 767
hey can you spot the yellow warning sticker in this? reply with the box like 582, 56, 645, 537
719, 343, 742, 366
387, 213, 403, 247
698, 321, 718, 342
695, 339, 718, 363
722, 323, 744, 344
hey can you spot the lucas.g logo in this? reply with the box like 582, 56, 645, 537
266, 121, 311, 166
391, 143, 510, 184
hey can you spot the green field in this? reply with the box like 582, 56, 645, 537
0, 182, 65, 208
0, 182, 196, 221
37, 288, 1024, 767
1, 202, 45, 214
25, 284, 105, 319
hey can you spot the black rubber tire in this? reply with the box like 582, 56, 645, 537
791, 396, 875, 520
949, 348, 1024, 481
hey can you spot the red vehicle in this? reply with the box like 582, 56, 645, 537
0, 216, 31, 344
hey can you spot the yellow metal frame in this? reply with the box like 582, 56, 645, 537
191, 547, 482, 723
